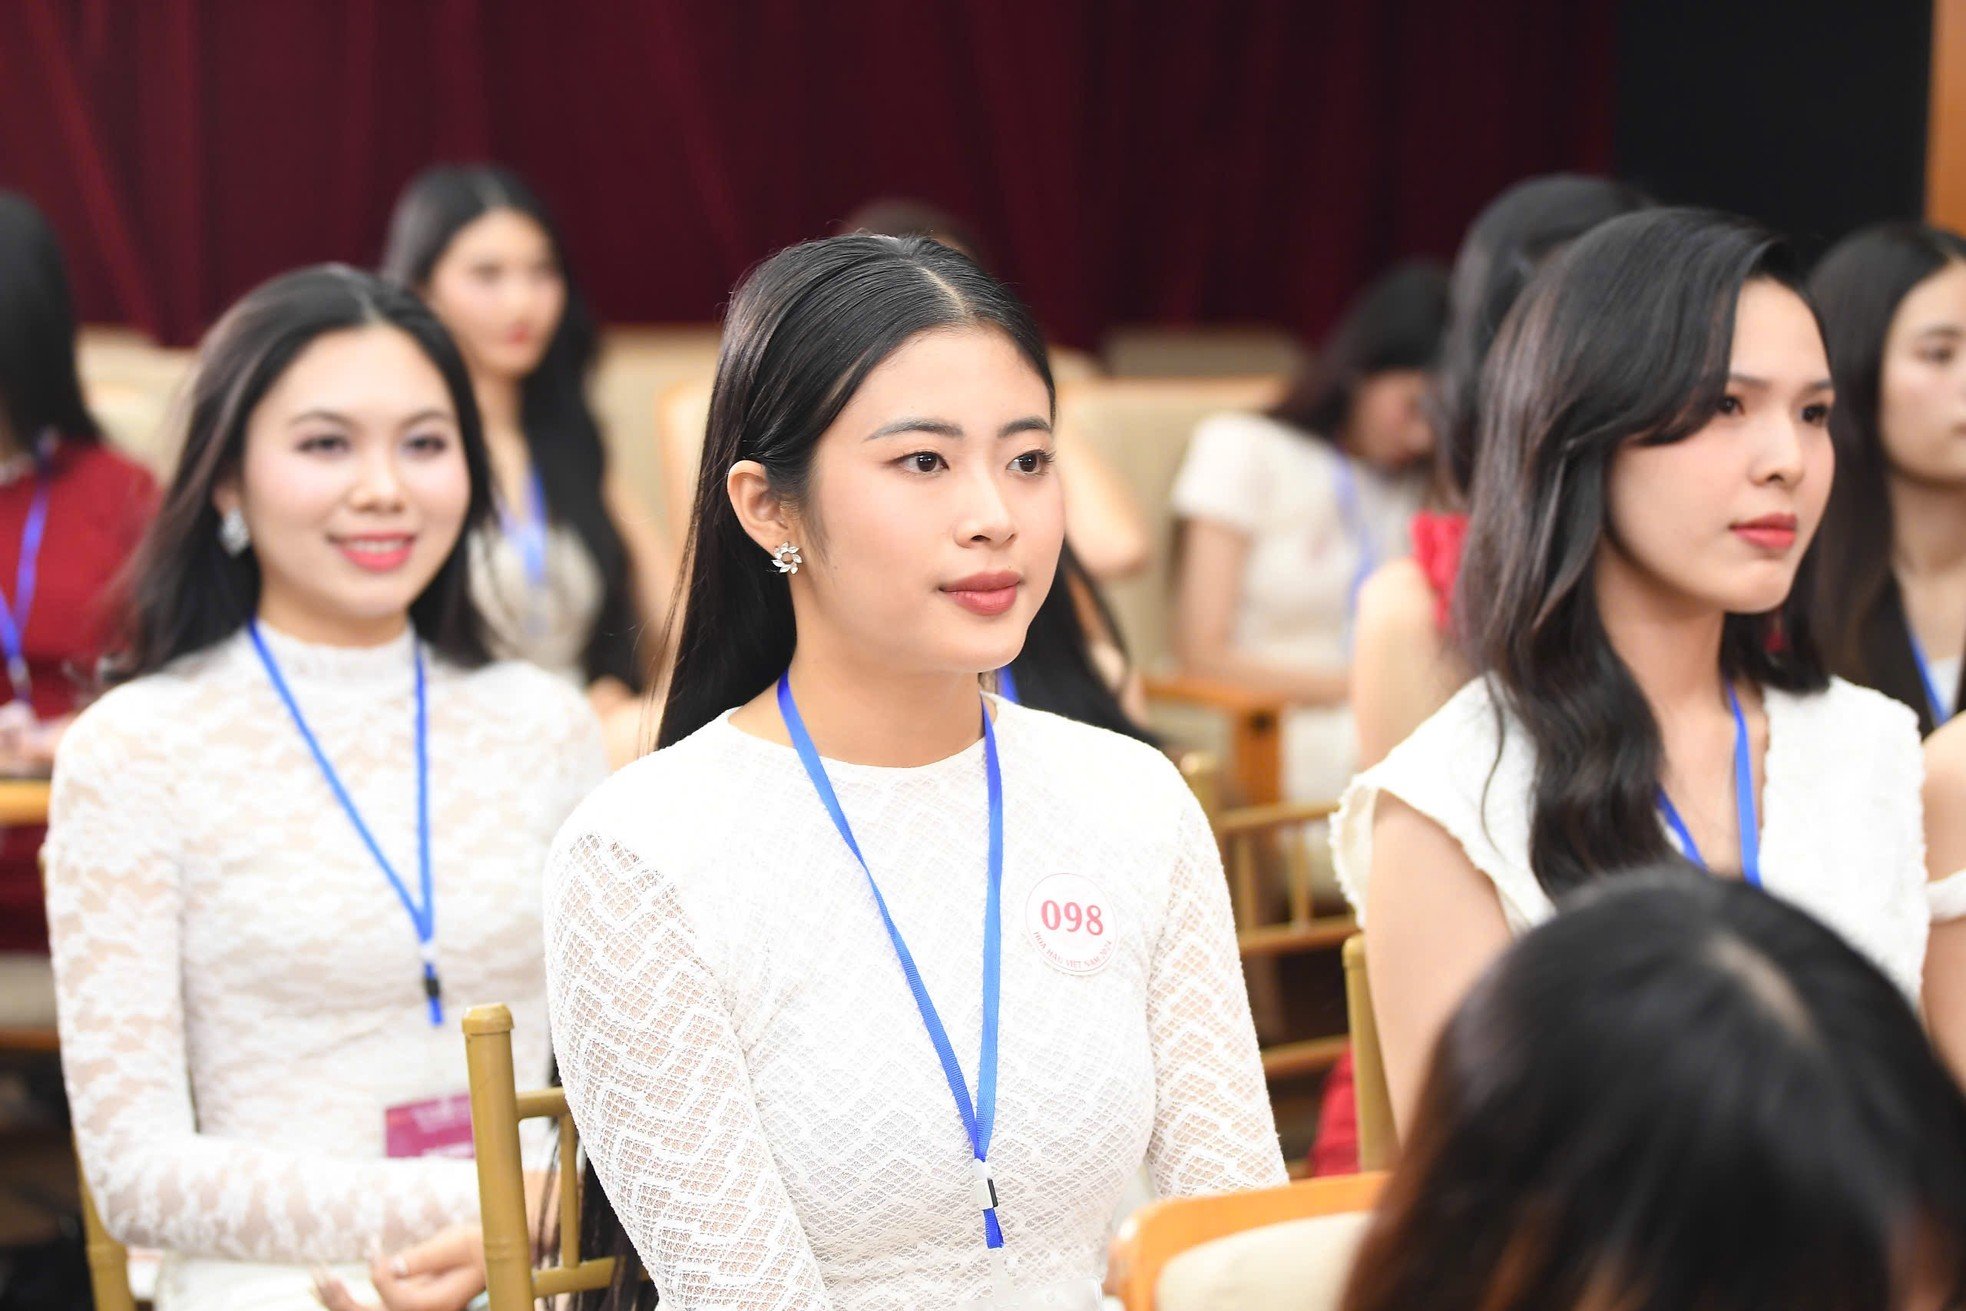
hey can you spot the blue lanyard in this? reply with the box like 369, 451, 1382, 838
0, 458, 53, 704
1909, 628, 1956, 727
994, 665, 1020, 705
248, 622, 443, 1026
1658, 684, 1761, 888
497, 468, 551, 590
1331, 457, 1375, 626
775, 674, 1006, 1250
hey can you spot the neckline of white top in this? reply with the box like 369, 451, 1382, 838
710, 693, 1006, 778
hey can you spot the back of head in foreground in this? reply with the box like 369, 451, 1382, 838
1342, 869, 1966, 1311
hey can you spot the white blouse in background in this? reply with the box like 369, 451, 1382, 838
1170, 411, 1422, 801
469, 518, 605, 684
1332, 675, 1931, 998
544, 698, 1285, 1310
44, 624, 607, 1309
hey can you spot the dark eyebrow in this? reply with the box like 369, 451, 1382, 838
1001, 416, 1052, 437
286, 408, 455, 430
1913, 324, 1964, 340
1726, 374, 1833, 393
866, 417, 963, 441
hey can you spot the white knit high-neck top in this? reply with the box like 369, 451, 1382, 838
44, 624, 607, 1305
1333, 676, 1930, 998
544, 697, 1286, 1310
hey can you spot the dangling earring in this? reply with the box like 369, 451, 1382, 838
771, 542, 803, 575
218, 507, 251, 557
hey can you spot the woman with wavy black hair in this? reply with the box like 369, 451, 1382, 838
1333, 209, 1933, 1129
1341, 870, 1966, 1311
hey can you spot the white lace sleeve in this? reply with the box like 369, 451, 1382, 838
1142, 792, 1288, 1195
46, 703, 478, 1262
545, 832, 832, 1309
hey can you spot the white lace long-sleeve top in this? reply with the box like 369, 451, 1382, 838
45, 624, 607, 1273
544, 698, 1285, 1310
1333, 676, 1930, 997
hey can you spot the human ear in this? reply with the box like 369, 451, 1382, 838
726, 459, 804, 559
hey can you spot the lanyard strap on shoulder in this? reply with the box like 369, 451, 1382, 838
1657, 684, 1761, 888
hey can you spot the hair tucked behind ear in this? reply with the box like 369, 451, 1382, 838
656, 234, 1054, 749
1455, 209, 1828, 899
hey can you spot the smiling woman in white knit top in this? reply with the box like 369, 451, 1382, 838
543, 235, 1283, 1311
44, 267, 605, 1311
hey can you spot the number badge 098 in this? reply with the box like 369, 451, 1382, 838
1024, 873, 1114, 976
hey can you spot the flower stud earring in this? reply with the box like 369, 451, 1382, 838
218, 507, 251, 556
771, 542, 803, 575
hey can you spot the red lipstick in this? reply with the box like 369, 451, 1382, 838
1731, 514, 1798, 552
942, 570, 1021, 617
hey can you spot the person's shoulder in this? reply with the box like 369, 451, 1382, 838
58, 441, 157, 499
56, 665, 205, 778
550, 713, 740, 854
450, 657, 597, 731
1355, 557, 1437, 636
1778, 676, 1921, 751
996, 699, 1192, 802
1927, 715, 1966, 796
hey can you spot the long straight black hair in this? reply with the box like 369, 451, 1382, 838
1432, 174, 1649, 504
1343, 869, 1966, 1311
1809, 221, 1966, 735
0, 191, 101, 446
1456, 209, 1829, 898
116, 265, 494, 679
658, 233, 1056, 747
381, 164, 643, 689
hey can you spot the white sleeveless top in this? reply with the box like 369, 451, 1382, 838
1332, 676, 1931, 998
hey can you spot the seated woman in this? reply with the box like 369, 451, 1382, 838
1335, 209, 1931, 1131
1171, 263, 1446, 802
45, 266, 605, 1310
1341, 870, 1966, 1311
382, 165, 670, 727
1810, 223, 1966, 733
1349, 175, 1646, 770
0, 194, 156, 960
545, 234, 1283, 1309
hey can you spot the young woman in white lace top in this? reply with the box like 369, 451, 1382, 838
44, 267, 606, 1311
1333, 210, 1935, 1131
544, 236, 1283, 1311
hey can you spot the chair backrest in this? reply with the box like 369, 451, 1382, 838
463, 1004, 620, 1310
77, 1170, 135, 1311
652, 375, 716, 555
1101, 326, 1306, 379
1212, 799, 1356, 1081
1342, 936, 1396, 1170
589, 325, 723, 530
75, 327, 196, 476
1053, 377, 1284, 672
1109, 1171, 1386, 1310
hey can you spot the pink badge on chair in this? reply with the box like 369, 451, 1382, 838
384, 1093, 475, 1159
1024, 873, 1115, 976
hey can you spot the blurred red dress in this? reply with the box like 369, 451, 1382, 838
0, 439, 155, 953
1310, 509, 1468, 1175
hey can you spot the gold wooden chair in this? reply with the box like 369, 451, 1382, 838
1213, 800, 1356, 1082
76, 1172, 136, 1311
1341, 935, 1396, 1170
1107, 1171, 1385, 1310
463, 1004, 621, 1310
652, 375, 716, 556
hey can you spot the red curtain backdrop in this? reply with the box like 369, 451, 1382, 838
0, 0, 1614, 349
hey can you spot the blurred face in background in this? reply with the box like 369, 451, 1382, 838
1878, 260, 1966, 490
1345, 367, 1435, 471
420, 208, 565, 385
